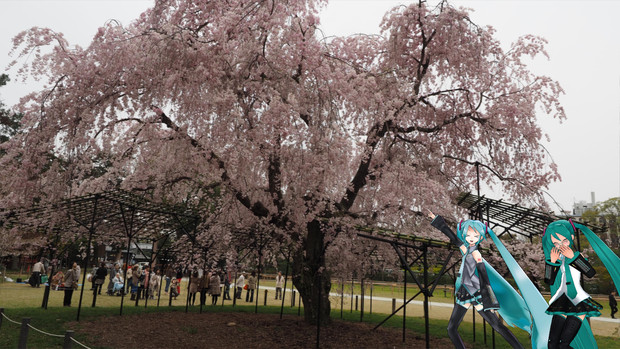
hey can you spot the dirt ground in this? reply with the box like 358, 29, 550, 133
74, 311, 454, 349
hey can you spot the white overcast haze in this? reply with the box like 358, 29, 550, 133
0, 0, 618, 214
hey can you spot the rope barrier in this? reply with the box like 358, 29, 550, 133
1, 310, 91, 348
70, 336, 92, 349
26, 323, 65, 338
0, 311, 21, 325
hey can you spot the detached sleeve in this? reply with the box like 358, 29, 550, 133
544, 261, 560, 285
431, 215, 463, 248
569, 253, 596, 278
476, 262, 499, 310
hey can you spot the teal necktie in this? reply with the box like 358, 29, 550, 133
563, 258, 577, 299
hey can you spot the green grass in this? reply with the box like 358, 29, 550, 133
0, 279, 617, 348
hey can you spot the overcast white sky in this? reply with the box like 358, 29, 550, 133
0, 0, 618, 213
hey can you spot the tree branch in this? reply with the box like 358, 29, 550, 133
151, 106, 271, 218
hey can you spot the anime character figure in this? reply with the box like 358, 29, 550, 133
428, 211, 527, 349
541, 220, 620, 349
488, 219, 620, 349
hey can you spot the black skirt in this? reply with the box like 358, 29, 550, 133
545, 293, 602, 317
455, 285, 482, 306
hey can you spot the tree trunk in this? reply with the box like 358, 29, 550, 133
292, 219, 331, 324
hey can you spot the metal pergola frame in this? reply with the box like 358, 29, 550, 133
356, 227, 461, 349
457, 192, 604, 247
0, 189, 201, 321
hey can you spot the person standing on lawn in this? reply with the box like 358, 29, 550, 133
210, 272, 221, 305
246, 271, 256, 303
63, 262, 80, 307
236, 272, 245, 299
94, 262, 108, 295
275, 271, 284, 300
31, 259, 46, 288
610, 291, 618, 319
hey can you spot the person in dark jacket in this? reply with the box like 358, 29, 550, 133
94, 262, 108, 295
609, 291, 617, 319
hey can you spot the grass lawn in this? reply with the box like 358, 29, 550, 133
0, 277, 617, 348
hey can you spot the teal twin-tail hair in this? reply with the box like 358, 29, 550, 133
487, 226, 551, 348
456, 220, 487, 245
572, 222, 620, 295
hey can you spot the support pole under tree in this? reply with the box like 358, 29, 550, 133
360, 278, 364, 322
370, 280, 373, 315
316, 270, 321, 349
119, 203, 134, 316
403, 246, 407, 343
77, 194, 99, 322
476, 161, 482, 220
255, 243, 263, 314
350, 277, 354, 313
91, 284, 98, 307
483, 317, 487, 344
280, 252, 290, 320
200, 258, 207, 314
77, 229, 94, 321
157, 251, 169, 307
423, 244, 430, 349
232, 268, 238, 308
473, 305, 476, 342
41, 265, 53, 309
340, 279, 344, 319
42, 239, 59, 309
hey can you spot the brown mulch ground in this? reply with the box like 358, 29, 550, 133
75, 311, 453, 349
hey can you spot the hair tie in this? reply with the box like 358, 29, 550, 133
568, 219, 577, 233
458, 220, 463, 232
485, 222, 488, 234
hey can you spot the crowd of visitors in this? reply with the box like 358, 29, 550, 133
26, 259, 291, 309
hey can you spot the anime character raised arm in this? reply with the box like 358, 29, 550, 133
427, 210, 525, 349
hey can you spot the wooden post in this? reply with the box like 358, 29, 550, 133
392, 298, 396, 313
340, 280, 344, 319
360, 278, 364, 322
297, 289, 301, 316
63, 330, 74, 349
91, 287, 98, 308
369, 281, 373, 315
18, 318, 30, 349
264, 290, 268, 306
472, 308, 476, 342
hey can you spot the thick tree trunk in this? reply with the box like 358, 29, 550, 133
292, 219, 331, 324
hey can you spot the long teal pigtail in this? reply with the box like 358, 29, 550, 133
574, 222, 620, 294
486, 227, 550, 349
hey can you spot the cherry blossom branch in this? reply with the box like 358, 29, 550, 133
151, 106, 271, 220
441, 155, 531, 189
338, 121, 388, 211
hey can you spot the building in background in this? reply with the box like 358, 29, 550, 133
573, 192, 598, 217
